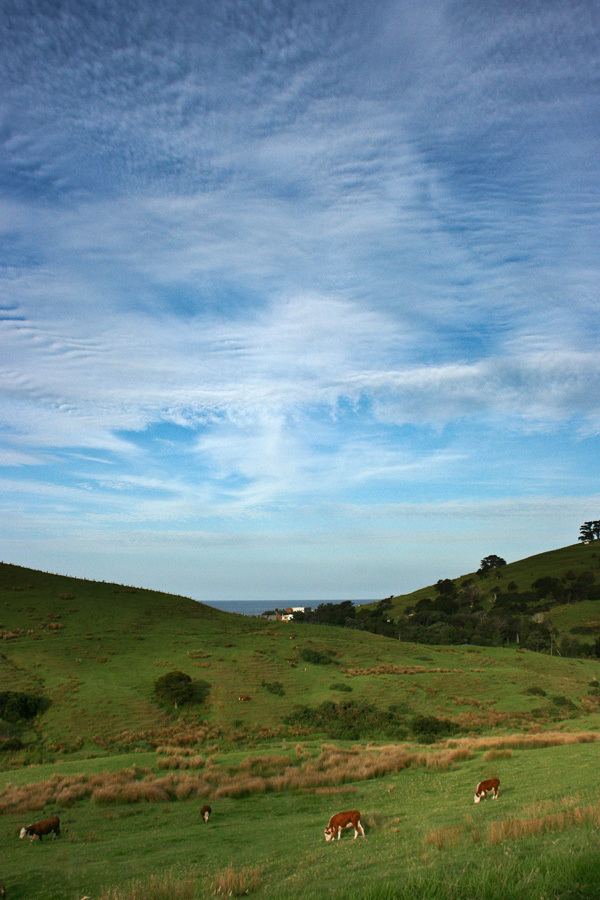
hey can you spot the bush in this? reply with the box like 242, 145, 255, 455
329, 683, 353, 693
0, 736, 24, 752
410, 715, 459, 743
0, 691, 50, 722
284, 700, 407, 739
153, 672, 210, 709
261, 680, 285, 696
300, 648, 335, 665
525, 686, 547, 697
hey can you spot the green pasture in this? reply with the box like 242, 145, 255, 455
2, 740, 600, 899
2, 562, 600, 756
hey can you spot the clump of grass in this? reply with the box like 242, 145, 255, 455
261, 680, 285, 696
213, 864, 262, 897
99, 868, 197, 899
424, 824, 463, 849
487, 804, 600, 844
157, 754, 205, 770
329, 682, 353, 692
444, 730, 599, 752
483, 749, 512, 761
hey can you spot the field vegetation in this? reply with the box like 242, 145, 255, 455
1, 551, 600, 897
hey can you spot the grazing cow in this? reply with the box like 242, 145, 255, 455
238, 695, 251, 702
474, 778, 500, 803
19, 815, 61, 841
201, 804, 212, 823
324, 810, 365, 842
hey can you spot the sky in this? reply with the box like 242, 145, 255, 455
1, 0, 600, 602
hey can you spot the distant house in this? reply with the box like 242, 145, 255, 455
274, 606, 310, 622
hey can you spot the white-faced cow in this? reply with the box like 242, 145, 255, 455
474, 778, 500, 803
324, 809, 365, 841
19, 815, 61, 841
201, 804, 211, 823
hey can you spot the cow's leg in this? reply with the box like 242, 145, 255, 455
357, 820, 365, 837
337, 826, 342, 840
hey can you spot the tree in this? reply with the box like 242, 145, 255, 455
477, 555, 507, 575
153, 671, 194, 709
579, 521, 600, 542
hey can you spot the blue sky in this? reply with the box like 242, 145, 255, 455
1, 0, 599, 602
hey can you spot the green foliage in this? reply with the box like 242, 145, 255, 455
300, 647, 335, 665
261, 680, 285, 696
0, 691, 50, 722
410, 715, 459, 743
153, 671, 209, 709
525, 686, 547, 697
478, 554, 507, 575
329, 682, 353, 692
284, 700, 408, 739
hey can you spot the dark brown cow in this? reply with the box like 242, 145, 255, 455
201, 804, 212, 823
238, 695, 251, 702
19, 815, 60, 841
474, 778, 500, 803
324, 809, 365, 841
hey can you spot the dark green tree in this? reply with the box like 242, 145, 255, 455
153, 671, 194, 709
477, 555, 507, 575
579, 521, 600, 542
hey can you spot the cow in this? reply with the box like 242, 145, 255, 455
201, 804, 212, 823
238, 695, 251, 702
324, 810, 365, 841
19, 815, 61, 841
474, 778, 500, 803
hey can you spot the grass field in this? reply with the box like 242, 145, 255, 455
2, 556, 600, 898
3, 738, 600, 898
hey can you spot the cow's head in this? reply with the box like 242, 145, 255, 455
202, 810, 210, 822
19, 826, 28, 839
324, 827, 335, 842
473, 793, 481, 804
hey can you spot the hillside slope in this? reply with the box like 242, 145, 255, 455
372, 543, 600, 640
1, 562, 600, 754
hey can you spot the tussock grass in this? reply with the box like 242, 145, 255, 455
0, 744, 474, 812
157, 755, 205, 770
424, 824, 463, 849
213, 864, 262, 897
98, 868, 197, 899
483, 749, 513, 761
342, 665, 462, 676
487, 803, 600, 843
446, 730, 599, 752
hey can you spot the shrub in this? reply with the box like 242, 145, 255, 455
0, 736, 23, 752
261, 680, 285, 696
284, 701, 407, 739
410, 715, 459, 743
300, 648, 335, 665
551, 695, 577, 710
0, 691, 50, 722
330, 682, 352, 692
525, 686, 547, 697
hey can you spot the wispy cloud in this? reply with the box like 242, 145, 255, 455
1, 0, 599, 597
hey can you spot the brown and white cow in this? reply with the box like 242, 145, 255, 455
19, 815, 61, 841
201, 804, 212, 823
474, 778, 500, 803
324, 809, 365, 841
238, 695, 251, 702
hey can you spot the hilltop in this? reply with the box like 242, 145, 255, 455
358, 543, 600, 652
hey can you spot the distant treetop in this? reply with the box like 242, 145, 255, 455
578, 521, 600, 543
477, 554, 507, 575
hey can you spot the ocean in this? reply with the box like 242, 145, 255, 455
203, 599, 377, 616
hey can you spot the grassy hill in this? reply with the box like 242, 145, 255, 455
1, 560, 600, 756
2, 558, 600, 898
368, 542, 600, 643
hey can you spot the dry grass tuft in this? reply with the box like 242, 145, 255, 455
424, 825, 463, 849
212, 864, 262, 897
483, 749, 513, 761
487, 804, 600, 844
98, 869, 197, 899
445, 730, 599, 753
